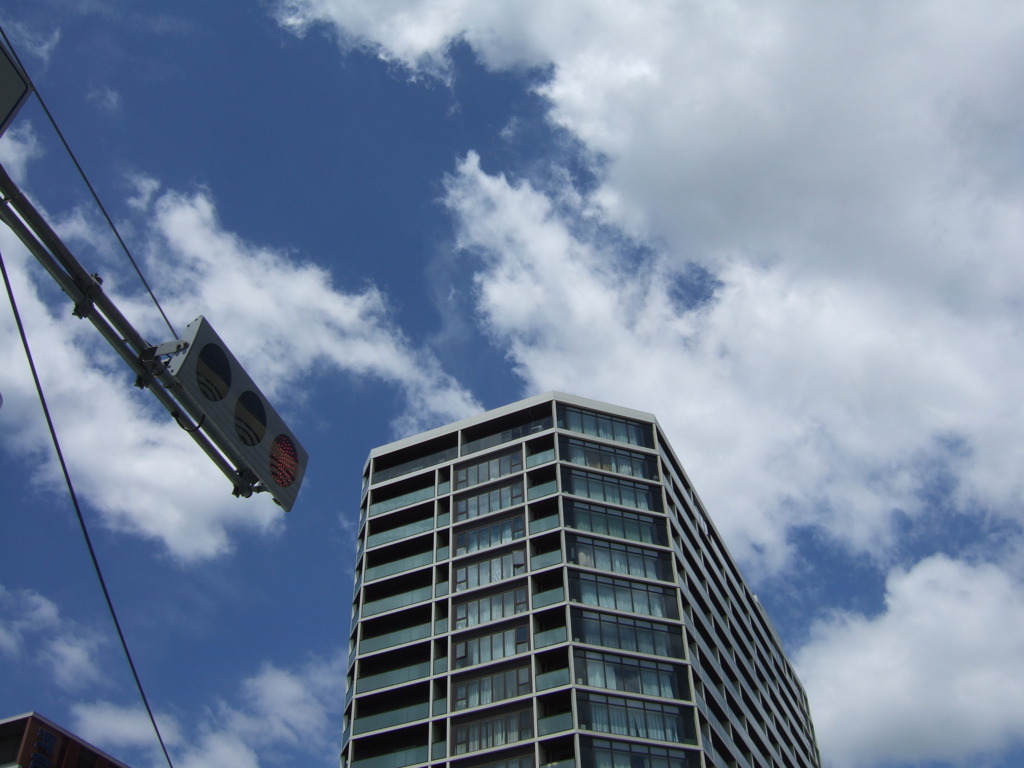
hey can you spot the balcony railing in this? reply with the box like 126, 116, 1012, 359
537, 712, 573, 735
531, 550, 562, 570
534, 626, 567, 648
526, 448, 556, 468
370, 487, 434, 517
352, 745, 428, 768
367, 518, 434, 549
354, 702, 430, 734
532, 587, 565, 609
529, 516, 559, 534
536, 668, 570, 690
364, 551, 433, 582
359, 622, 431, 654
356, 661, 430, 693
362, 585, 432, 617
528, 480, 558, 500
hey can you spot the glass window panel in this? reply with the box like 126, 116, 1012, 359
580, 737, 700, 768
572, 609, 683, 659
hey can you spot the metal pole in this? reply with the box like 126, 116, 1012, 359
0, 162, 253, 497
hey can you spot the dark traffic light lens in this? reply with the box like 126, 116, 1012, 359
270, 434, 299, 487
234, 390, 267, 446
196, 343, 231, 401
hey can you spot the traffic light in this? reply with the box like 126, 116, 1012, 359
164, 316, 307, 511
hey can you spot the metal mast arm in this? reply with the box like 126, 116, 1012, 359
0, 161, 254, 497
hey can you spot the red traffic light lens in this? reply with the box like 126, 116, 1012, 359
270, 434, 299, 487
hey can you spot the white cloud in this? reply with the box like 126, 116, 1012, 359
73, 653, 345, 768
0, 124, 43, 185
274, 1, 1024, 302
71, 700, 183, 752
137, 187, 480, 431
0, 175, 480, 561
0, 226, 278, 561
87, 86, 122, 114
175, 731, 261, 768
227, 656, 345, 750
0, 585, 59, 655
272, 0, 1024, 569
796, 555, 1024, 768
269, 11, 1024, 767
442, 153, 1024, 574
0, 584, 105, 690
41, 634, 105, 688
6, 23, 62, 69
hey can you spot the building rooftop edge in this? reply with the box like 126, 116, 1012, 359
0, 711, 133, 768
368, 391, 659, 462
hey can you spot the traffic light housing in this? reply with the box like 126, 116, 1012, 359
165, 316, 307, 511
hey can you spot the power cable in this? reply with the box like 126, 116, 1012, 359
0, 246, 176, 768
0, 24, 178, 340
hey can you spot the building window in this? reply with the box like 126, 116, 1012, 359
454, 586, 529, 629
570, 573, 678, 619
462, 414, 553, 456
456, 515, 526, 556
574, 649, 689, 700
580, 737, 702, 768
568, 534, 671, 582
455, 481, 525, 522
454, 624, 530, 669
557, 405, 654, 448
559, 436, 658, 480
453, 665, 531, 710
577, 693, 697, 745
571, 609, 684, 659
455, 548, 527, 592
456, 449, 524, 490
453, 708, 533, 755
562, 469, 662, 513
564, 500, 666, 546
457, 753, 535, 768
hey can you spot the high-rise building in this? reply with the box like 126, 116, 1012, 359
342, 393, 821, 768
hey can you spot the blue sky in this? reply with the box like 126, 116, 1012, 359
2, 3, 1024, 768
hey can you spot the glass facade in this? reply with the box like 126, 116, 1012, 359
567, 534, 671, 581
580, 738, 702, 768
453, 709, 534, 755
454, 587, 530, 629
456, 514, 527, 556
576, 693, 697, 744
454, 665, 532, 710
454, 624, 531, 670
574, 649, 689, 701
345, 394, 822, 768
563, 501, 667, 547
562, 469, 662, 513
455, 549, 528, 592
571, 610, 685, 660
456, 481, 526, 522
568, 573, 678, 620
457, 449, 525, 490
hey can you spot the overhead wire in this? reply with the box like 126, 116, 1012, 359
1, 22, 180, 768
0, 246, 175, 768
0, 23, 178, 339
